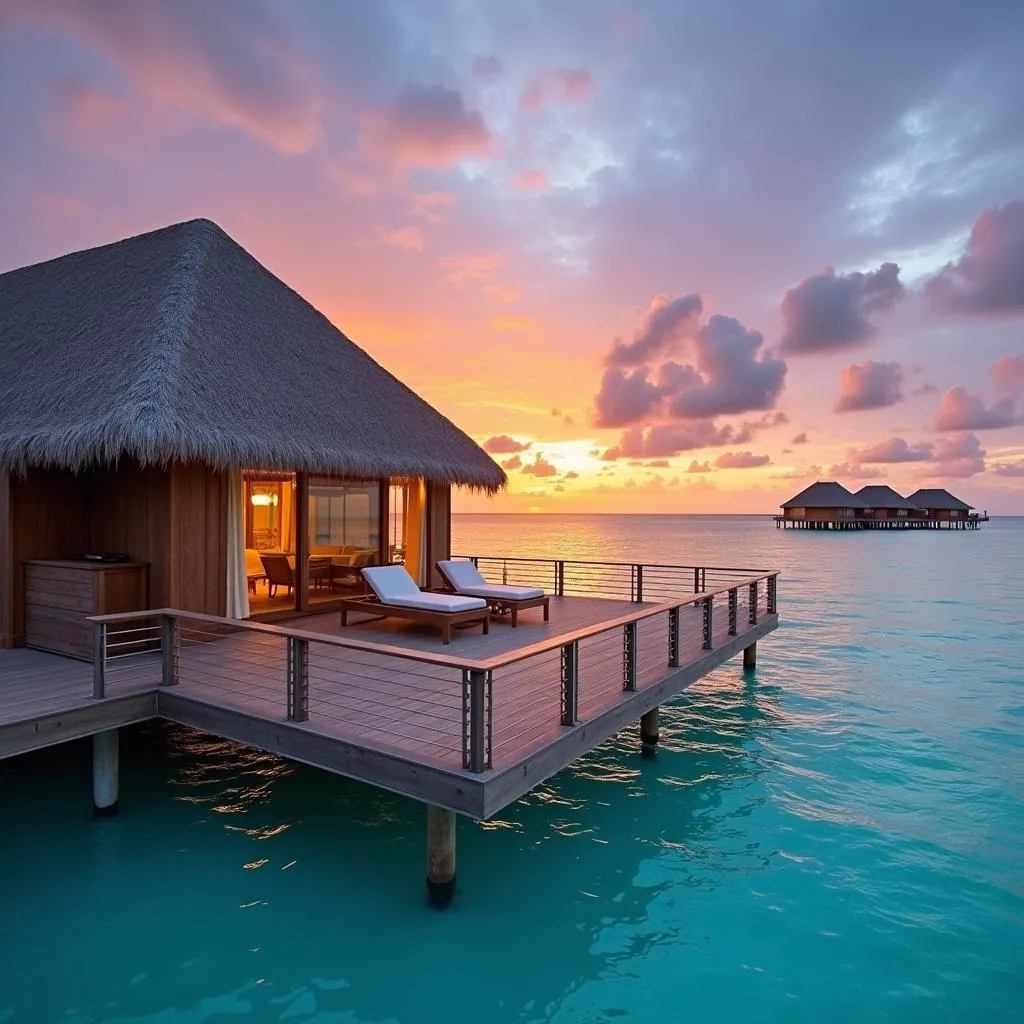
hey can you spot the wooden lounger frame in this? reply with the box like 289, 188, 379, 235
435, 563, 550, 627
338, 595, 489, 645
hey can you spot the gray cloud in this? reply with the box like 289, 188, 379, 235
593, 366, 664, 427
472, 55, 502, 77
607, 294, 703, 367
667, 315, 787, 418
361, 84, 490, 168
792, 432, 809, 444
835, 360, 905, 412
925, 201, 1024, 315
779, 263, 905, 355
993, 460, 1024, 476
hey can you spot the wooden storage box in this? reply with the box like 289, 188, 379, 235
24, 560, 149, 660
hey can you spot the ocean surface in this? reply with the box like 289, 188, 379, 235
1, 514, 1021, 1023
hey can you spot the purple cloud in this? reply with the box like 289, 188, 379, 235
687, 460, 713, 473
993, 461, 1024, 477
933, 387, 1020, 430
667, 315, 787, 418
483, 435, 531, 453
925, 201, 1024, 315
607, 294, 703, 366
792, 432, 809, 444
715, 451, 771, 469
361, 84, 490, 168
827, 461, 886, 480
853, 437, 934, 463
779, 263, 905, 355
928, 432, 987, 477
991, 354, 1024, 396
835, 360, 905, 412
520, 67, 594, 112
472, 55, 502, 77
593, 366, 664, 427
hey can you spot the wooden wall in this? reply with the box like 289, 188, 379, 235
1, 461, 229, 647
170, 463, 228, 617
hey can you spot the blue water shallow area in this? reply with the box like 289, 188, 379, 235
1, 515, 1022, 1023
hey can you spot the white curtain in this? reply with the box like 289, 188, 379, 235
226, 468, 250, 618
403, 479, 428, 586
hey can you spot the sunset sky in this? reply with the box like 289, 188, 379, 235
2, 1, 1023, 513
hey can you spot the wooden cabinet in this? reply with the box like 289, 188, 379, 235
24, 560, 148, 660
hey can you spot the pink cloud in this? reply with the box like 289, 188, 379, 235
925, 201, 1024, 315
834, 360, 905, 412
411, 191, 457, 217
933, 387, 1020, 431
827, 461, 886, 479
380, 226, 424, 251
991, 355, 1024, 397
522, 453, 558, 477
520, 67, 594, 112
501, 455, 522, 470
18, 0, 321, 153
483, 435, 530, 454
792, 432, 809, 444
927, 432, 987, 477
512, 169, 549, 191
687, 460, 713, 473
361, 84, 491, 168
852, 437, 934, 463
715, 451, 771, 469
993, 460, 1024, 477
442, 252, 504, 283
52, 80, 139, 148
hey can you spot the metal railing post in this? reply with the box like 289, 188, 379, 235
767, 574, 778, 614
749, 581, 759, 625
668, 606, 680, 668
466, 668, 489, 772
161, 615, 180, 686
702, 596, 714, 650
560, 640, 579, 726
286, 636, 309, 722
693, 567, 700, 594
92, 622, 106, 699
728, 588, 738, 635
623, 621, 638, 691
555, 560, 565, 597
635, 563, 644, 603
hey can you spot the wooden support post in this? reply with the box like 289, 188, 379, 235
92, 623, 106, 699
426, 805, 456, 909
640, 706, 660, 747
161, 615, 179, 686
743, 642, 757, 671
93, 728, 119, 817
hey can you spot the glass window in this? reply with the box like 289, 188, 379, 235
243, 472, 297, 614
307, 480, 382, 606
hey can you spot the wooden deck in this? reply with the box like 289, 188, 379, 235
0, 589, 778, 820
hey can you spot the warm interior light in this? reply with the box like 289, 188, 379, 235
250, 493, 272, 506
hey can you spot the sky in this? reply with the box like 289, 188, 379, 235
1, 0, 1023, 514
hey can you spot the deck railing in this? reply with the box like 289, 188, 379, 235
89, 563, 779, 774
456, 555, 771, 602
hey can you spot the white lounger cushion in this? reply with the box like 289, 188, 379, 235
437, 560, 545, 600
362, 565, 486, 613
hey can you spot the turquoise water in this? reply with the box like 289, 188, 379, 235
1, 515, 1021, 1022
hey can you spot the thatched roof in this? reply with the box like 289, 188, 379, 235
781, 480, 867, 508
905, 488, 972, 511
0, 218, 505, 491
854, 485, 917, 510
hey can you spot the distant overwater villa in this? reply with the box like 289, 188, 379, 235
775, 480, 988, 530
0, 219, 779, 907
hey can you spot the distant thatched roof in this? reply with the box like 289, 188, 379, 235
854, 485, 917, 510
0, 218, 505, 491
905, 488, 972, 511
780, 481, 867, 508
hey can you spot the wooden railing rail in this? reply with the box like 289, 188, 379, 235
90, 567, 779, 774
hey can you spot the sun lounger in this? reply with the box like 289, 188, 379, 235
436, 559, 550, 626
337, 564, 489, 644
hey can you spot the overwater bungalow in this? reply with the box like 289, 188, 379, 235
905, 488, 983, 529
0, 218, 779, 904
775, 480, 986, 530
774, 480, 868, 529
854, 485, 918, 526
